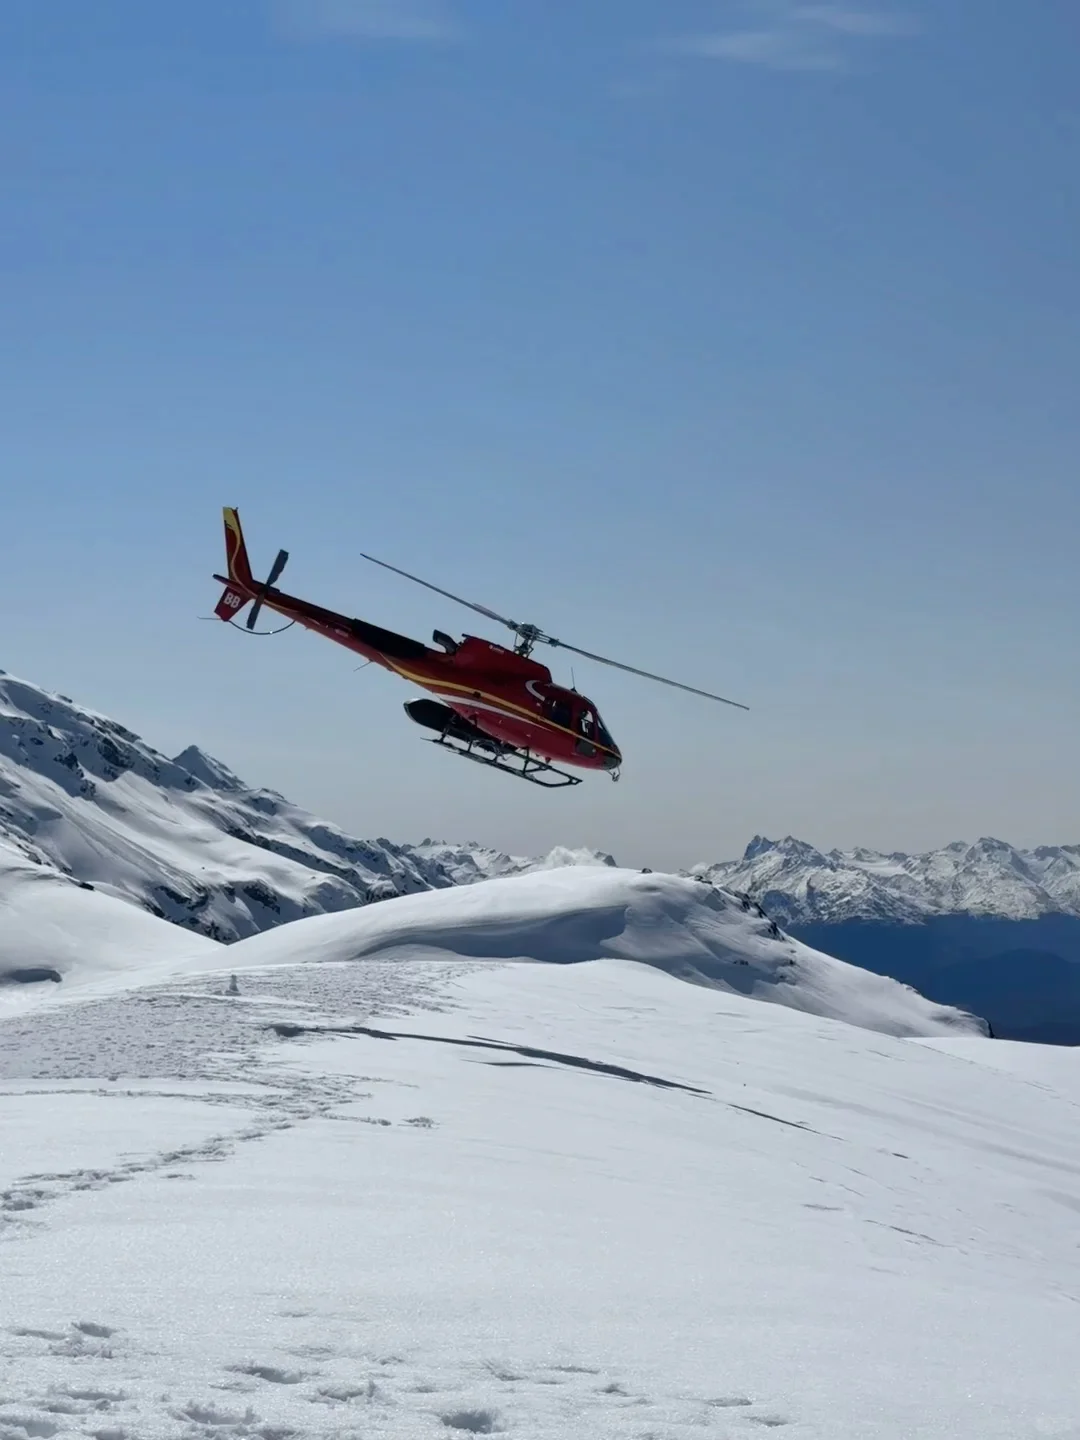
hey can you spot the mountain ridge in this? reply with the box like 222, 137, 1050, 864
692, 833, 1080, 924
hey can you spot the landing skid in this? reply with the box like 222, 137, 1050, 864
426, 733, 582, 788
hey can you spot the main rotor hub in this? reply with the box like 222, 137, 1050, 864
513, 622, 545, 657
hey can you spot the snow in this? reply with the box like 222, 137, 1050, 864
917, 1034, 1080, 1094
1, 947, 1077, 1439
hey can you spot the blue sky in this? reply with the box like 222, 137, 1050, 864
2, 0, 1077, 867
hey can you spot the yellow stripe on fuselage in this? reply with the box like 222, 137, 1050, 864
383, 659, 620, 761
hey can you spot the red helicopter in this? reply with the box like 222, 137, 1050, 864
212, 507, 746, 788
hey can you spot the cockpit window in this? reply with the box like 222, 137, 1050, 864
593, 712, 614, 748
545, 697, 573, 729
543, 695, 614, 748
575, 705, 614, 749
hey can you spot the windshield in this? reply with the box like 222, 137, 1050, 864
576, 705, 614, 749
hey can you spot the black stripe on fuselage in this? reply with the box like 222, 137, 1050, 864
347, 616, 431, 660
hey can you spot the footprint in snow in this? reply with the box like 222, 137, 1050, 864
173, 1400, 260, 1427
483, 1362, 523, 1383
0, 1418, 63, 1439
441, 1408, 503, 1434
226, 1364, 307, 1386
314, 1381, 378, 1403
28, 1387, 127, 1416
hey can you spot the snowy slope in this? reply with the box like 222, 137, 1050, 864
0, 837, 217, 1003
208, 869, 986, 1039
0, 941, 1075, 1439
696, 833, 1080, 923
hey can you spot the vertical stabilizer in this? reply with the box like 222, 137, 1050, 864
222, 507, 255, 590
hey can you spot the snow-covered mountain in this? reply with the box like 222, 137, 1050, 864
694, 834, 1080, 924
0, 669, 554, 943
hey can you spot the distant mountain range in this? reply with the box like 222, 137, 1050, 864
692, 837, 1080, 1045
692, 835, 1080, 925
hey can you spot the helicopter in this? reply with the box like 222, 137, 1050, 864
211, 507, 747, 789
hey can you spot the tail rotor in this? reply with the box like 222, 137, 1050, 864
246, 548, 289, 631
212, 509, 294, 635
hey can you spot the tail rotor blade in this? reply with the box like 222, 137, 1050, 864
247, 549, 289, 630
266, 548, 289, 588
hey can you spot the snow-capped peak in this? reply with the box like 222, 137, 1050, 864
741, 834, 831, 867
172, 744, 245, 792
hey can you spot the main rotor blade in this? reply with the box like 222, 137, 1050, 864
550, 640, 749, 710
359, 552, 517, 631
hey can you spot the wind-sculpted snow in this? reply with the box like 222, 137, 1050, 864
216, 869, 985, 1039
695, 833, 1080, 923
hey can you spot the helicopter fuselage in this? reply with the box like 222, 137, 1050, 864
213, 572, 622, 774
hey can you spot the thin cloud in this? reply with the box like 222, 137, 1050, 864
793, 5, 917, 36
665, 2, 916, 73
275, 0, 459, 43
674, 27, 841, 71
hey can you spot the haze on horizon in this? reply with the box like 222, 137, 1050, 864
1, 1, 1076, 870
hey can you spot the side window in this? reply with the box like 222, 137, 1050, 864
546, 698, 572, 728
